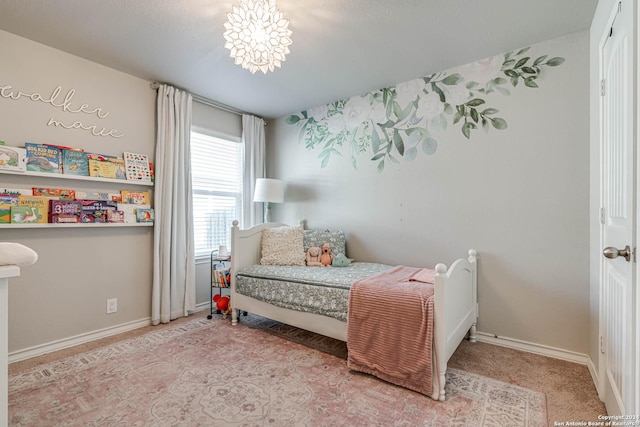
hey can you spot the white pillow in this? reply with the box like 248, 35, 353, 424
0, 242, 38, 266
260, 225, 305, 266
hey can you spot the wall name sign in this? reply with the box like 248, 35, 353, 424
0, 84, 125, 138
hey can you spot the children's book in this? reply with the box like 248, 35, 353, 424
25, 143, 61, 173
79, 200, 118, 223
33, 187, 75, 199
0, 204, 10, 223
117, 203, 150, 223
87, 153, 126, 180
0, 187, 33, 196
44, 144, 84, 152
75, 191, 122, 202
0, 194, 19, 224
49, 200, 81, 223
0, 194, 20, 206
18, 196, 50, 223
10, 206, 40, 224
124, 152, 152, 182
120, 190, 150, 205
0, 146, 26, 172
106, 210, 125, 223
62, 150, 89, 176
135, 208, 154, 223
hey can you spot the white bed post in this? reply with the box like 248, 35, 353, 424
231, 220, 240, 326
468, 249, 478, 343
433, 262, 448, 401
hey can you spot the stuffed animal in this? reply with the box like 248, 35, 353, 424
213, 294, 231, 315
306, 246, 323, 266
320, 243, 333, 267
331, 253, 353, 267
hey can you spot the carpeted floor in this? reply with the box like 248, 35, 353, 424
9, 310, 606, 425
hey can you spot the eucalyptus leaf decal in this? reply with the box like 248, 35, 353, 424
287, 47, 564, 172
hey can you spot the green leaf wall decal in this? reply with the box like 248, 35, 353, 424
285, 46, 565, 172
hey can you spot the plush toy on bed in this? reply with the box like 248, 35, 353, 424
331, 253, 353, 267
320, 243, 333, 267
306, 246, 323, 266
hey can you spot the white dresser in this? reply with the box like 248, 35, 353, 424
0, 265, 20, 426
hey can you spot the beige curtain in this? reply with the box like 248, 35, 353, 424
242, 114, 266, 227
152, 84, 196, 324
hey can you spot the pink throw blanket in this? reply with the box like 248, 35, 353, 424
347, 266, 436, 396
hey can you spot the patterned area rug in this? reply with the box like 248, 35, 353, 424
9, 315, 547, 426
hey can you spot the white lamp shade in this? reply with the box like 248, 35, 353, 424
253, 178, 284, 203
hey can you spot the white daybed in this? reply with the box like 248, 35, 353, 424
229, 220, 478, 401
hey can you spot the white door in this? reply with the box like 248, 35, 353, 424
601, 0, 636, 416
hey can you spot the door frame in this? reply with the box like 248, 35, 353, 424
593, 0, 639, 415
634, 0, 640, 414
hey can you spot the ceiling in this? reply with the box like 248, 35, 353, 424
0, 0, 598, 119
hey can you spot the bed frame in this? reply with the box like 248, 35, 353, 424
229, 220, 478, 401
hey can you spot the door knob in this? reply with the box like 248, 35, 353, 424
603, 245, 631, 262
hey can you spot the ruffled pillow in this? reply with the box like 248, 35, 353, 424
0, 242, 38, 266
260, 226, 305, 266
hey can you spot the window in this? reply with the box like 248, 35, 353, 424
190, 130, 243, 259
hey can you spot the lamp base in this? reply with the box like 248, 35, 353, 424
263, 202, 271, 223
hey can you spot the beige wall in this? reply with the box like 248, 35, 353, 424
267, 31, 590, 354
0, 30, 155, 354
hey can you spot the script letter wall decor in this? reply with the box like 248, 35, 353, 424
0, 84, 125, 138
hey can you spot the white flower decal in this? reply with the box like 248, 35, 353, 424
286, 47, 565, 172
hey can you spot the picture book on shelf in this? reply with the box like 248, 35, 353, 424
0, 146, 26, 172
88, 158, 126, 179
117, 203, 150, 223
0, 194, 19, 206
10, 206, 40, 224
49, 200, 81, 223
33, 187, 75, 199
18, 196, 49, 223
0, 187, 33, 196
0, 204, 10, 223
79, 200, 117, 223
212, 262, 231, 287
136, 208, 154, 223
120, 190, 150, 205
25, 143, 60, 173
0, 195, 19, 224
75, 191, 122, 202
124, 152, 152, 182
44, 144, 84, 152
106, 210, 125, 223
62, 150, 89, 176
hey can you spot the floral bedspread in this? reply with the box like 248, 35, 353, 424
235, 262, 391, 322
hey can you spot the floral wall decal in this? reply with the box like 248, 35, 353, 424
286, 47, 564, 172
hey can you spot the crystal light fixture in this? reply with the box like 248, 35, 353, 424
223, 0, 293, 74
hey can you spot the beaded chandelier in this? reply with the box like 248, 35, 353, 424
223, 0, 293, 74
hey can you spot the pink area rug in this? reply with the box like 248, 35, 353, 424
9, 316, 547, 426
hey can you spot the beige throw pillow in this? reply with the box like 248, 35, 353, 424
260, 225, 306, 266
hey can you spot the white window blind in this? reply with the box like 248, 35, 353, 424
190, 131, 243, 258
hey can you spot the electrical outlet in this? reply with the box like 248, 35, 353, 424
106, 298, 118, 314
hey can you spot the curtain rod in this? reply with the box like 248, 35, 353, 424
150, 81, 258, 119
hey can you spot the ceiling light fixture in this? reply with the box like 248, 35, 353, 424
223, 0, 292, 74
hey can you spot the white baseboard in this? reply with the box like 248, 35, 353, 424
8, 318, 151, 364
194, 301, 211, 313
9, 301, 214, 364
476, 331, 589, 365
587, 355, 603, 399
